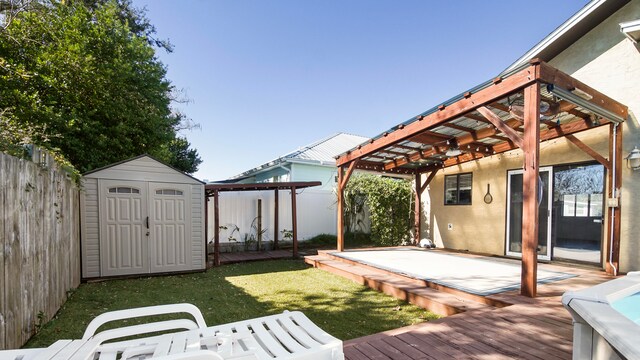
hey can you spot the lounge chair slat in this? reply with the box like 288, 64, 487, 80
152, 335, 175, 358
262, 319, 306, 353
168, 333, 188, 355
118, 344, 157, 360
276, 316, 319, 348
246, 320, 290, 357
45, 340, 86, 360
218, 323, 264, 356
96, 350, 117, 360
184, 332, 202, 352
0, 348, 50, 360
29, 340, 73, 360
289, 312, 336, 344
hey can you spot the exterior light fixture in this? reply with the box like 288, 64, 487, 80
546, 84, 625, 123
620, 19, 640, 43
445, 148, 463, 157
626, 146, 640, 170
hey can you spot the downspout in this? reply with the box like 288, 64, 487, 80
609, 123, 619, 276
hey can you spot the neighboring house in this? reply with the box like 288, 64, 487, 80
210, 133, 369, 246
228, 132, 369, 191
424, 0, 639, 273
334, 0, 639, 278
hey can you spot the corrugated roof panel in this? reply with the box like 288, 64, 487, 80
293, 133, 369, 162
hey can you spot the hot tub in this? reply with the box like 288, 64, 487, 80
562, 272, 640, 360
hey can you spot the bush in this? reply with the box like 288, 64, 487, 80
302, 233, 373, 249
343, 174, 414, 246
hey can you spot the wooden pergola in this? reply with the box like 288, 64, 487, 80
205, 181, 321, 266
335, 59, 628, 297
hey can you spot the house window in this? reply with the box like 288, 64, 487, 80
444, 173, 472, 205
108, 187, 140, 194
155, 189, 183, 196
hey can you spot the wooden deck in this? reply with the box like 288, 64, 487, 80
305, 249, 613, 360
207, 249, 294, 267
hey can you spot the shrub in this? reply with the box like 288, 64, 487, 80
343, 174, 414, 246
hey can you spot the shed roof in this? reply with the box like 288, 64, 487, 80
228, 133, 368, 180
83, 154, 205, 185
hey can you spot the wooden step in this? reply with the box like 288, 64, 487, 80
305, 254, 494, 316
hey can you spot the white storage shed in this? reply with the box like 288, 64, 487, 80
80, 155, 206, 279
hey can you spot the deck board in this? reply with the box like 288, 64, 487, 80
308, 248, 613, 360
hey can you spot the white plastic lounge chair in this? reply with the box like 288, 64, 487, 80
0, 304, 344, 360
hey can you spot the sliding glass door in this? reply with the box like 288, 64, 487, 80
506, 167, 553, 261
551, 163, 604, 264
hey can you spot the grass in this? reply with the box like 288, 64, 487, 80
26, 260, 438, 347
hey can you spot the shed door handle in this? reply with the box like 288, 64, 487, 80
145, 216, 149, 229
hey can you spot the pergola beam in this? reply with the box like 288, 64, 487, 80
539, 63, 628, 120
565, 134, 610, 170
444, 117, 603, 168
477, 106, 524, 148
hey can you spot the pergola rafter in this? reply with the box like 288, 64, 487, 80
334, 59, 628, 298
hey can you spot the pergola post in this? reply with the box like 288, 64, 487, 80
521, 82, 541, 297
336, 160, 358, 252
606, 123, 622, 275
337, 167, 345, 252
414, 170, 439, 245
213, 189, 220, 267
274, 188, 279, 250
291, 186, 298, 257
204, 196, 209, 267
414, 172, 422, 245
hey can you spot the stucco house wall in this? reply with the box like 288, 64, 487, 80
427, 0, 640, 272
548, 0, 640, 272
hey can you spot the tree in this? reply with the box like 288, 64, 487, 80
162, 137, 203, 175
0, 0, 201, 173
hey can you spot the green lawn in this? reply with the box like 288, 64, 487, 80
26, 260, 438, 347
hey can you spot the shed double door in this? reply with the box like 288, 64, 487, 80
99, 180, 192, 277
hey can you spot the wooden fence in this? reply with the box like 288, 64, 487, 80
0, 152, 81, 350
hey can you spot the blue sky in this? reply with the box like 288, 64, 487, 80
134, 0, 588, 181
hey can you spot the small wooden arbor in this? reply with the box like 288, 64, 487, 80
335, 59, 628, 297
204, 181, 321, 266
